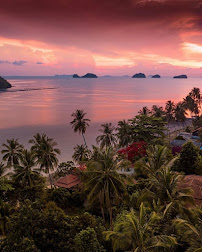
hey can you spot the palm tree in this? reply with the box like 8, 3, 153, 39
152, 105, 165, 118
183, 95, 196, 117
1, 139, 24, 167
138, 106, 151, 116
105, 202, 177, 252
116, 120, 132, 148
13, 149, 39, 188
174, 102, 187, 122
184, 88, 201, 117
151, 167, 194, 217
29, 133, 60, 186
70, 109, 90, 147
165, 100, 175, 122
139, 145, 176, 176
84, 147, 125, 225
137, 146, 194, 216
96, 123, 117, 149
72, 144, 90, 163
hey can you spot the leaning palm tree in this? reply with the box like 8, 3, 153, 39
96, 123, 117, 149
12, 149, 39, 188
165, 100, 175, 122
116, 120, 132, 148
1, 139, 24, 168
174, 102, 187, 122
105, 202, 177, 252
29, 133, 60, 186
84, 147, 125, 225
72, 144, 90, 163
70, 109, 90, 147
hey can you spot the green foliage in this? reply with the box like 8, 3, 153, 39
29, 133, 61, 185
46, 187, 84, 210
105, 202, 177, 252
96, 123, 117, 149
1, 138, 24, 168
176, 141, 201, 175
116, 119, 133, 148
74, 227, 106, 252
85, 147, 125, 225
72, 144, 90, 163
54, 161, 75, 179
129, 115, 167, 143
70, 109, 90, 146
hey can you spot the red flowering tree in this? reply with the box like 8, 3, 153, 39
118, 141, 147, 163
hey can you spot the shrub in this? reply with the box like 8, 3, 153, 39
176, 141, 201, 175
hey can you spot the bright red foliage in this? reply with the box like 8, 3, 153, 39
118, 141, 147, 163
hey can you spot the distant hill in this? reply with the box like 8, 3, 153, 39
151, 74, 161, 78
173, 75, 188, 79
132, 73, 146, 78
0, 76, 12, 89
73, 73, 98, 78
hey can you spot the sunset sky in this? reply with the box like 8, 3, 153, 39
0, 0, 201, 76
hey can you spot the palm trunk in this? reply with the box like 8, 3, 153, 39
109, 205, 113, 229
48, 172, 53, 188
82, 133, 87, 147
99, 194, 105, 224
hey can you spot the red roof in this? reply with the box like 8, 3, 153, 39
181, 175, 202, 206
54, 174, 81, 189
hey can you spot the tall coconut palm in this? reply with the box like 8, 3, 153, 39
1, 139, 24, 167
72, 144, 90, 163
13, 149, 39, 188
116, 120, 132, 148
165, 100, 175, 122
174, 102, 187, 122
84, 147, 125, 225
96, 123, 117, 149
138, 106, 151, 116
105, 202, 177, 252
29, 133, 60, 186
70, 109, 90, 147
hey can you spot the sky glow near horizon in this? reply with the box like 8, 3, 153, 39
0, 0, 202, 76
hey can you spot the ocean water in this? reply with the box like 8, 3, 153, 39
0, 76, 201, 161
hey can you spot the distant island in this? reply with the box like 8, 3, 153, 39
132, 73, 146, 78
0, 76, 12, 89
173, 75, 188, 79
151, 74, 161, 78
73, 73, 98, 78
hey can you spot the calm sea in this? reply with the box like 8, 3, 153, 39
0, 76, 201, 161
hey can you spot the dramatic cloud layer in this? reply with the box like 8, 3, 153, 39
0, 0, 201, 75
